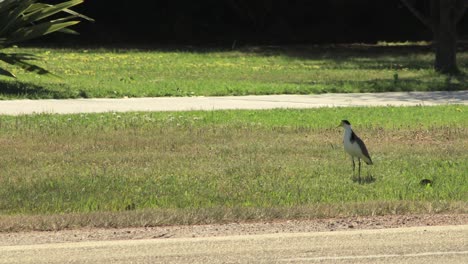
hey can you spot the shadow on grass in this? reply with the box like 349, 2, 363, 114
352, 174, 376, 184
246, 45, 467, 73
11, 43, 467, 97
27, 43, 445, 70
28, 43, 467, 68
291, 75, 467, 95
0, 80, 82, 99
246, 44, 437, 68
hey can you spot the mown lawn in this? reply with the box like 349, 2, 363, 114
0, 44, 466, 99
0, 105, 466, 231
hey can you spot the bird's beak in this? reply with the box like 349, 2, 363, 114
336, 123, 342, 128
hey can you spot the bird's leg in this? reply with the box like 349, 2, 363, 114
358, 158, 362, 183
351, 157, 355, 176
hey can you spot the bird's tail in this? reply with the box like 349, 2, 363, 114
363, 156, 373, 165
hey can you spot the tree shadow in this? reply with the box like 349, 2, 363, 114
291, 77, 467, 95
27, 43, 467, 71
242, 44, 468, 71
12, 43, 467, 97
0, 80, 79, 99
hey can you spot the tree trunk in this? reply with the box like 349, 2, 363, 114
400, 0, 466, 74
434, 0, 459, 74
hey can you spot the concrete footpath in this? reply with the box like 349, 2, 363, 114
0, 91, 466, 115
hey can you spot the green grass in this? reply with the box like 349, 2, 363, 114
0, 105, 467, 230
0, 45, 466, 99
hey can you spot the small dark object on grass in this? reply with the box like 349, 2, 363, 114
125, 203, 136, 211
420, 179, 433, 186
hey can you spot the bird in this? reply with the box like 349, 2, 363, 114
338, 120, 373, 181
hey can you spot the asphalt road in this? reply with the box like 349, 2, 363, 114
0, 91, 466, 115
1, 225, 467, 264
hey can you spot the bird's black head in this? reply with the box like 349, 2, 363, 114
341, 120, 351, 125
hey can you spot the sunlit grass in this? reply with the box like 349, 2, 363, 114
0, 105, 466, 231
0, 45, 465, 99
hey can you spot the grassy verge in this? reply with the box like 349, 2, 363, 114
0, 105, 467, 231
0, 45, 466, 99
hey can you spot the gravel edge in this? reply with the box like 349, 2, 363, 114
1, 214, 467, 246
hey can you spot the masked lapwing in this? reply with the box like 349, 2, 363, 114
339, 120, 373, 181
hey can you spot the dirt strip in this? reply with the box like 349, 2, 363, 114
1, 214, 466, 246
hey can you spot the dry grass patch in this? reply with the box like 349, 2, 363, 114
1, 201, 466, 232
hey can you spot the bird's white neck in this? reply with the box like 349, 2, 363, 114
343, 125, 353, 140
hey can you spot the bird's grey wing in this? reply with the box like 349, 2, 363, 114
350, 131, 357, 143
356, 136, 372, 164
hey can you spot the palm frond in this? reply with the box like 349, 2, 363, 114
7, 20, 80, 44
0, 0, 91, 78
0, 67, 17, 78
